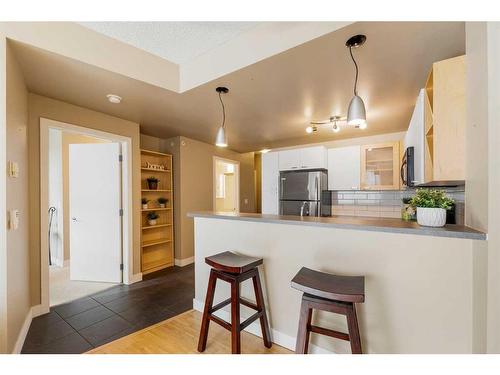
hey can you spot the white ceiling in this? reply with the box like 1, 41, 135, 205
79, 22, 261, 64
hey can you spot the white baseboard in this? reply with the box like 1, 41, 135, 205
12, 307, 34, 354
175, 257, 194, 267
125, 273, 143, 285
192, 299, 332, 354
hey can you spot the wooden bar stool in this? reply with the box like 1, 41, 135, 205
197, 251, 272, 354
291, 267, 365, 354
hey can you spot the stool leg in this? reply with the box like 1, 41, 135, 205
197, 269, 217, 352
230, 279, 241, 354
252, 271, 272, 348
346, 303, 362, 354
295, 297, 312, 354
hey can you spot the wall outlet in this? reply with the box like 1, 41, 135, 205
8, 161, 19, 178
9, 209, 20, 230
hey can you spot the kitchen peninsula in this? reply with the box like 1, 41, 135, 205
189, 211, 486, 354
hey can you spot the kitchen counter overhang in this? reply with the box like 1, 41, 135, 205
187, 211, 486, 240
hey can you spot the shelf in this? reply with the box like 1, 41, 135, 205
140, 149, 171, 157
141, 207, 171, 212
142, 238, 173, 248
366, 159, 392, 163
142, 260, 173, 275
367, 169, 393, 172
141, 224, 172, 230
141, 189, 171, 192
141, 168, 171, 173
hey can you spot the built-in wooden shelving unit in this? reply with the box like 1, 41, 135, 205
140, 149, 174, 275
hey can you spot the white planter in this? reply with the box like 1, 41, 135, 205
142, 204, 148, 209
159, 203, 166, 208
416, 207, 447, 227
148, 219, 157, 226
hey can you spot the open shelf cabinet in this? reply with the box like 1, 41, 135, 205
140, 149, 174, 275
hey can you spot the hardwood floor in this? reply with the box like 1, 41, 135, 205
88, 310, 291, 354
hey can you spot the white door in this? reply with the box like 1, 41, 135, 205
327, 146, 361, 190
262, 152, 279, 214
278, 149, 301, 170
300, 146, 327, 169
69, 143, 122, 283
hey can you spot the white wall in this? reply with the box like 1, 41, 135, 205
193, 217, 477, 353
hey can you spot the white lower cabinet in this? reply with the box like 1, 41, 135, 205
261, 152, 279, 214
327, 146, 361, 190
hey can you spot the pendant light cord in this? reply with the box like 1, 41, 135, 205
349, 46, 359, 96
219, 91, 226, 129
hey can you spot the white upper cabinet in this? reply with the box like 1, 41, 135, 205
261, 152, 279, 215
327, 146, 361, 190
278, 146, 327, 171
404, 89, 425, 185
278, 149, 301, 170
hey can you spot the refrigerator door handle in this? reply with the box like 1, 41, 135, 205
315, 175, 319, 201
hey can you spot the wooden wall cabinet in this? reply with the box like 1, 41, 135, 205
140, 149, 174, 275
360, 142, 400, 190
424, 55, 465, 182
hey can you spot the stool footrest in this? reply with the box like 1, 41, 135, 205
310, 325, 350, 341
209, 315, 232, 331
210, 298, 232, 314
240, 311, 263, 331
240, 297, 259, 311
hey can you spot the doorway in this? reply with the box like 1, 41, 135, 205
40, 119, 133, 311
213, 157, 240, 213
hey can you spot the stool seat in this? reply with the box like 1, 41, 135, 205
291, 267, 365, 303
205, 251, 263, 274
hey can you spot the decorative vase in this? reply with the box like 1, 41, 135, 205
416, 207, 447, 227
148, 219, 157, 226
142, 204, 148, 210
159, 203, 166, 208
147, 180, 158, 190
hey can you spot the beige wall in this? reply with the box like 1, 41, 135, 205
162, 136, 256, 261
28, 94, 142, 306
5, 42, 30, 353
61, 133, 109, 261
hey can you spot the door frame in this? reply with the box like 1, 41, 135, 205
213, 156, 240, 212
40, 118, 133, 312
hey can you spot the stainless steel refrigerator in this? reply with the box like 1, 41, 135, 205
279, 169, 331, 217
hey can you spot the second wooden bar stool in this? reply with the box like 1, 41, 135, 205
197, 251, 272, 354
291, 267, 365, 354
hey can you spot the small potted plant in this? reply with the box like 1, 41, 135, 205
147, 176, 159, 190
146, 211, 159, 226
409, 189, 454, 227
157, 197, 168, 208
401, 197, 416, 221
141, 198, 149, 210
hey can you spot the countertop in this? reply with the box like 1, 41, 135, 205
188, 211, 486, 240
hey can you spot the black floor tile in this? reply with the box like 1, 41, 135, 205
23, 332, 92, 354
22, 263, 194, 354
53, 297, 101, 318
65, 305, 115, 331
22, 319, 76, 350
79, 315, 134, 347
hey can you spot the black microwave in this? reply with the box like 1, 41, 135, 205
401, 147, 415, 187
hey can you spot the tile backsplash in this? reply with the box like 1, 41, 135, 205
331, 187, 465, 224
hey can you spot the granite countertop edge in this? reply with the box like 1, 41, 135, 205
187, 211, 487, 241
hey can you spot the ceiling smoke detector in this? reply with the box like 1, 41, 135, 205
106, 94, 122, 104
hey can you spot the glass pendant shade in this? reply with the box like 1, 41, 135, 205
215, 126, 227, 147
347, 95, 367, 128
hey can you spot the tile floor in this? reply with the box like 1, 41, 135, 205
49, 264, 117, 306
22, 264, 194, 354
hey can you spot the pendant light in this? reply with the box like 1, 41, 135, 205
214, 86, 229, 147
346, 34, 367, 129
